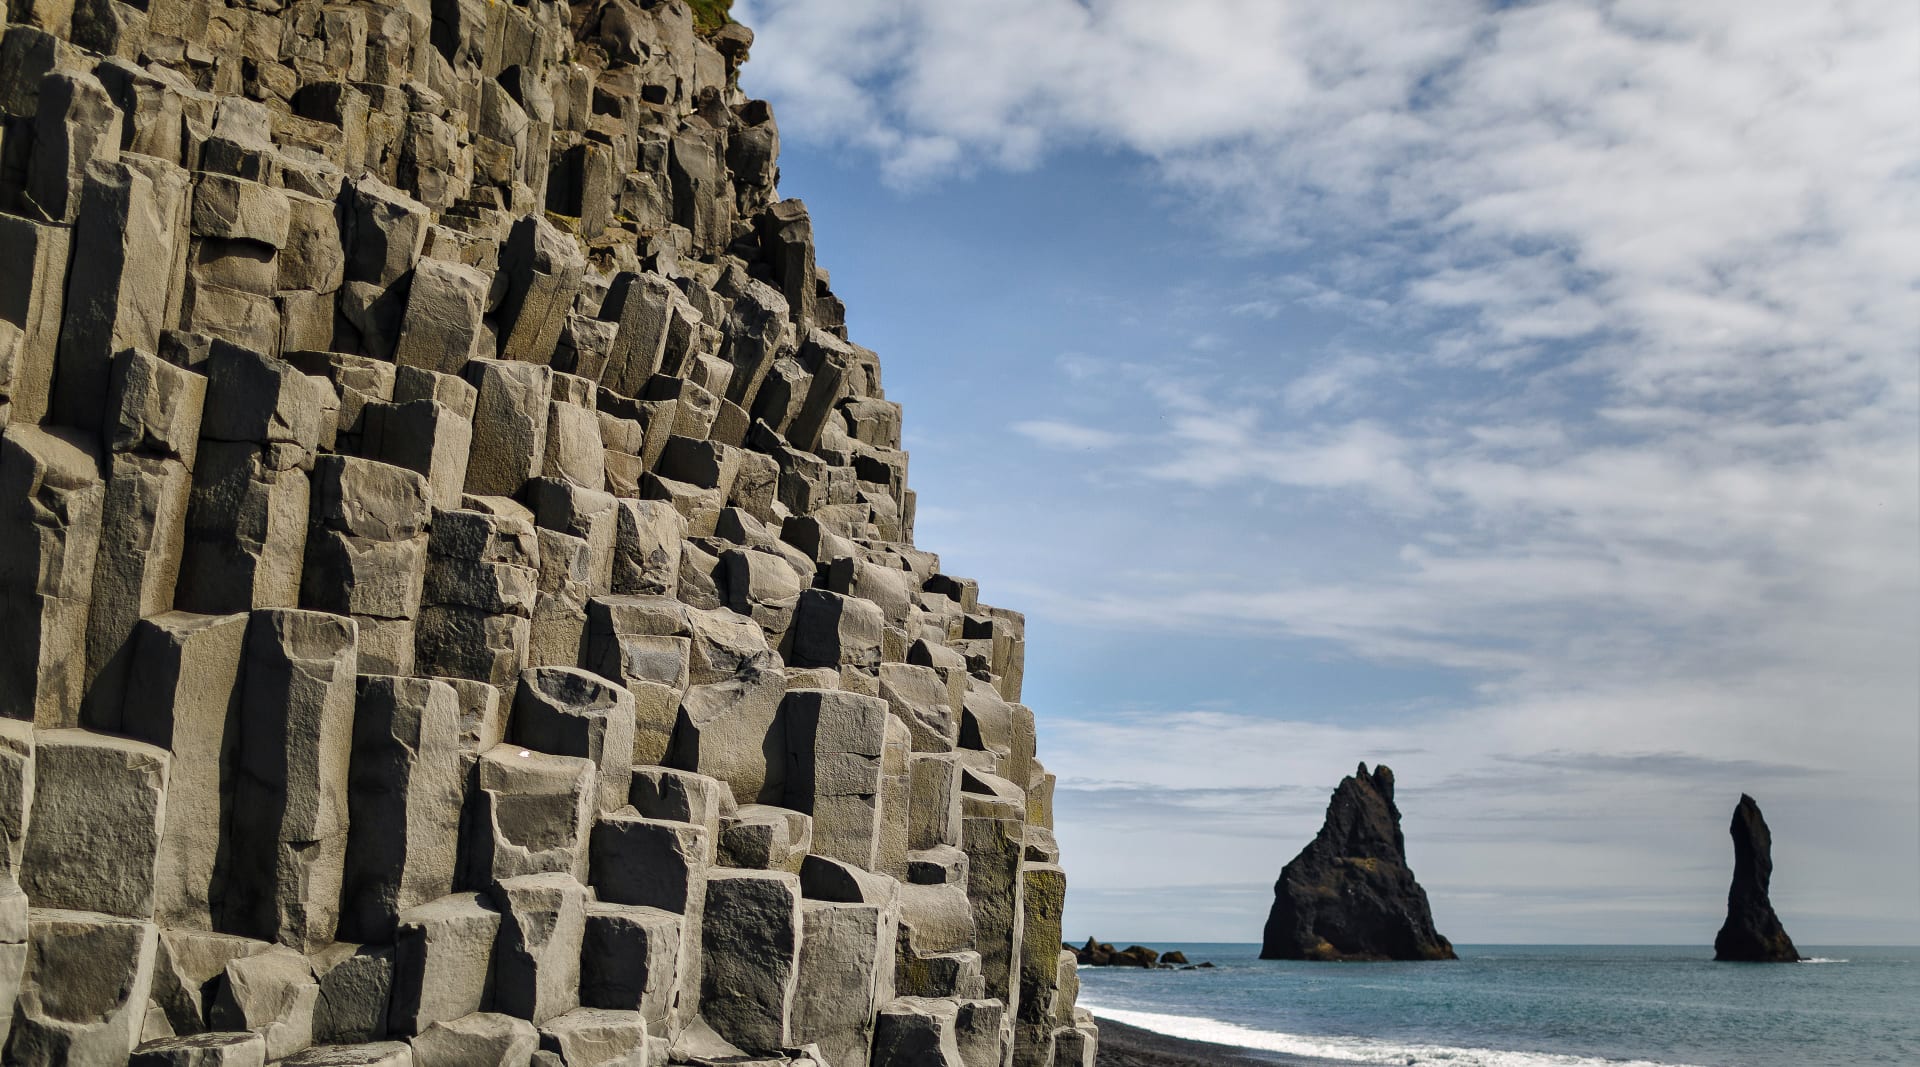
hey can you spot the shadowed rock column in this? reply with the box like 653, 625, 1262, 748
227, 609, 357, 951
784, 688, 888, 869
120, 610, 247, 930
177, 345, 327, 615
0, 426, 103, 729
339, 676, 462, 943
81, 350, 205, 727
959, 771, 1028, 1012
700, 869, 800, 1054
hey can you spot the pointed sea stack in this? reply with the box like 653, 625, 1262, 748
1713, 794, 1803, 962
1260, 763, 1455, 961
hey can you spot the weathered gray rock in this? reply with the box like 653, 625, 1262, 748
909, 755, 964, 852
954, 1000, 1007, 1067
19, 730, 170, 919
880, 664, 957, 753
227, 609, 357, 952
0, 5, 1100, 1061
495, 215, 584, 367
870, 998, 963, 1067
510, 667, 636, 815
362, 397, 473, 513
177, 346, 328, 614
302, 456, 430, 675
410, 1012, 536, 1067
310, 943, 394, 1045
341, 177, 428, 288
278, 1041, 413, 1065
0, 214, 71, 425
27, 71, 121, 224
580, 903, 680, 1032
794, 898, 897, 1067
1012, 864, 1066, 1067
208, 945, 319, 1061
9, 908, 158, 1066
492, 872, 588, 1025
389, 893, 501, 1037
394, 258, 487, 375
611, 500, 687, 597
784, 689, 888, 868
0, 876, 27, 1045
718, 805, 812, 874
130, 1031, 268, 1067
468, 745, 597, 889
0, 721, 32, 882
82, 351, 205, 723
628, 766, 732, 857
149, 929, 272, 1039
537, 1007, 647, 1067
1053, 1012, 1098, 1067
960, 773, 1028, 1007
415, 503, 539, 687
700, 870, 800, 1054
462, 359, 552, 498
0, 426, 104, 728
789, 590, 882, 673
120, 611, 247, 928
340, 676, 463, 942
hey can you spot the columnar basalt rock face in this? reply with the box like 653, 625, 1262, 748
1712, 794, 1801, 963
0, 1, 1093, 1063
1260, 762, 1456, 962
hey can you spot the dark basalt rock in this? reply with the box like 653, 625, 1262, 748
1069, 938, 1207, 969
1713, 794, 1803, 962
1260, 762, 1456, 961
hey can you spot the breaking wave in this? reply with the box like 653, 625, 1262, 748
1082, 1001, 1710, 1067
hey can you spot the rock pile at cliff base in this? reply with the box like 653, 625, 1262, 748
1712, 794, 1801, 963
0, 0, 1096, 1063
1259, 763, 1454, 962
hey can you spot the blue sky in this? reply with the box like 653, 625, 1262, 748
734, 0, 1920, 944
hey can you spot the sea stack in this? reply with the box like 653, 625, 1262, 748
1260, 763, 1455, 961
1713, 794, 1803, 962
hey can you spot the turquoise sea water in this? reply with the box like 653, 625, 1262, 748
1074, 943, 1920, 1067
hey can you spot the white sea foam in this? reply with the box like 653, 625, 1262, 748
1081, 1001, 1711, 1067
1798, 957, 1848, 964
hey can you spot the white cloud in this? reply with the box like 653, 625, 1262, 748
1010, 419, 1128, 451
734, 0, 1920, 940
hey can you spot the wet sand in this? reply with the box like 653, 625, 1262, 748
1092, 1016, 1352, 1067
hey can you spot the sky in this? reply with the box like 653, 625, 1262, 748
731, 0, 1920, 945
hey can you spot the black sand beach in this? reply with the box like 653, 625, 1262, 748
1093, 1016, 1351, 1067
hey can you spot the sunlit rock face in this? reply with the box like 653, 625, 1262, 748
0, 1, 1094, 1062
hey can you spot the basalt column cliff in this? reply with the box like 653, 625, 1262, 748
0, 2, 1095, 1064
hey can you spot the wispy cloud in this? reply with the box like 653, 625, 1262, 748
736, 0, 1920, 942
1011, 419, 1128, 451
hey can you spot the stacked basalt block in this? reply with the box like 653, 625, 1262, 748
0, 0, 1097, 1063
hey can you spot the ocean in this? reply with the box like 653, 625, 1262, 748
1074, 943, 1920, 1067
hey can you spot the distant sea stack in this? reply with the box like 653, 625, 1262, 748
1260, 763, 1456, 961
1713, 794, 1804, 962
